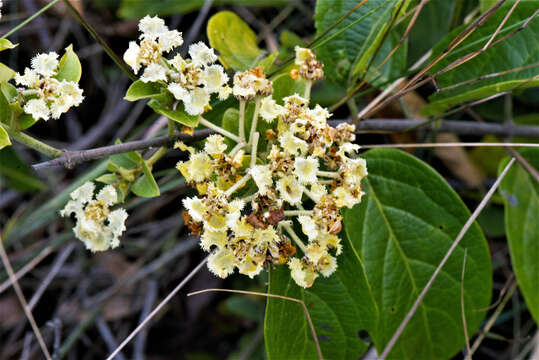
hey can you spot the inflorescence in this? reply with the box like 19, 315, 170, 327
123, 15, 230, 115
62, 17, 367, 288
61, 182, 128, 252
14, 52, 84, 121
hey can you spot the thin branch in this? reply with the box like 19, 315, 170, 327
0, 236, 52, 360
105, 254, 210, 360
32, 129, 214, 170
0, 246, 54, 294
62, 0, 136, 80
349, 119, 539, 138
188, 288, 323, 360
505, 147, 539, 183
362, 142, 539, 150
379, 157, 516, 359
1, 0, 60, 39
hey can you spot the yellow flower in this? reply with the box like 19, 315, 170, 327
288, 258, 318, 288
201, 229, 228, 251
208, 247, 236, 278
293, 156, 319, 184
276, 175, 303, 205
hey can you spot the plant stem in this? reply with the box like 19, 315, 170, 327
167, 119, 175, 138
304, 80, 312, 100
146, 146, 168, 167
282, 225, 307, 253
250, 132, 259, 168
239, 100, 246, 143
248, 97, 261, 145
1, 0, 61, 39
317, 170, 339, 179
229, 142, 246, 157
1, 123, 62, 158
61, 0, 136, 81
284, 210, 313, 217
225, 173, 252, 197
199, 117, 242, 143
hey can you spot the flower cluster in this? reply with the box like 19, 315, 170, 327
178, 49, 367, 288
14, 52, 84, 121
291, 46, 324, 81
61, 182, 128, 252
123, 16, 230, 115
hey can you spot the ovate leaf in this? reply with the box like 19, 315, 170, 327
207, 11, 263, 71
55, 45, 82, 83
421, 3, 539, 116
148, 99, 199, 127
0, 39, 17, 52
124, 80, 162, 101
0, 125, 10, 149
498, 149, 539, 322
131, 161, 160, 198
265, 149, 492, 360
0, 63, 16, 83
271, 73, 306, 105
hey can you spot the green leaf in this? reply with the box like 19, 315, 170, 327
406, 0, 454, 66
314, 0, 408, 88
55, 44, 82, 83
124, 80, 162, 101
207, 11, 263, 71
265, 149, 492, 360
421, 3, 539, 116
0, 63, 16, 83
498, 149, 539, 322
95, 173, 118, 185
0, 125, 11, 149
257, 51, 279, 74
148, 99, 199, 127
265, 229, 377, 360
0, 39, 17, 52
271, 73, 306, 105
118, 0, 288, 19
0, 146, 45, 191
131, 161, 160, 198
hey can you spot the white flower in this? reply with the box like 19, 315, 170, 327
259, 97, 284, 123
138, 15, 168, 40
288, 258, 318, 288
208, 247, 236, 278
123, 41, 141, 73
15, 68, 39, 87
305, 242, 326, 264
168, 82, 190, 102
169, 54, 187, 72
298, 216, 318, 242
201, 229, 228, 251
184, 87, 209, 115
250, 165, 272, 195
70, 181, 95, 204
189, 42, 217, 67
238, 257, 264, 278
293, 157, 319, 184
308, 183, 328, 203
318, 254, 337, 277
107, 208, 128, 248
24, 98, 50, 121
58, 81, 84, 105
74, 217, 108, 252
140, 63, 167, 83
294, 46, 314, 65
202, 65, 228, 92
226, 199, 245, 229
204, 134, 227, 156
177, 152, 213, 182
279, 130, 308, 155
276, 175, 303, 205
218, 85, 232, 101
182, 196, 206, 222
96, 185, 117, 206
31, 52, 59, 77
332, 186, 360, 208
159, 30, 183, 52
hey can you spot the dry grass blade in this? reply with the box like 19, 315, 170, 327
505, 146, 539, 183
0, 245, 54, 294
105, 255, 210, 360
188, 288, 323, 360
378, 157, 516, 359
461, 250, 471, 360
469, 280, 518, 356
0, 236, 52, 360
